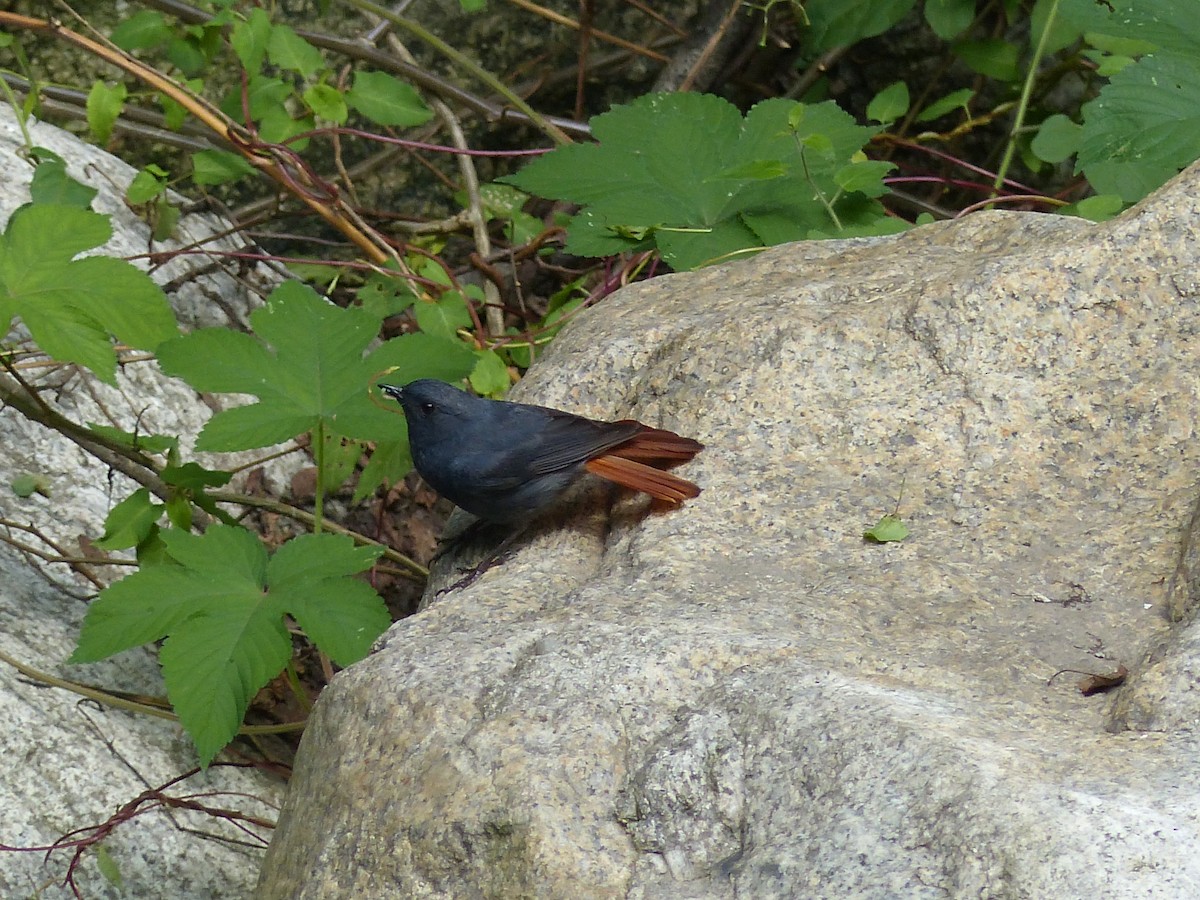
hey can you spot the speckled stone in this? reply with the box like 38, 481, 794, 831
0, 106, 286, 899
260, 161, 1200, 898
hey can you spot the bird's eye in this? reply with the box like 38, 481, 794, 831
421, 402, 436, 414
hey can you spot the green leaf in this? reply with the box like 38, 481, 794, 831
110, 10, 172, 50
258, 107, 314, 147
94, 488, 164, 551
159, 78, 203, 130
924, 0, 975, 39
303, 83, 348, 124
867, 81, 909, 123
354, 436, 411, 503
413, 291, 472, 340
165, 37, 204, 76
191, 149, 255, 186
0, 205, 179, 383
86, 81, 127, 146
864, 514, 909, 543
1086, 0, 1200, 58
345, 71, 433, 127
220, 75, 292, 122
161, 462, 233, 490
469, 349, 510, 397
505, 93, 887, 271
365, 332, 477, 398
231, 7, 271, 72
86, 422, 178, 456
95, 843, 124, 888
11, 473, 51, 498
952, 39, 1021, 81
126, 165, 169, 205
1031, 0, 1115, 56
1060, 194, 1125, 221
1031, 114, 1082, 164
267, 24, 324, 77
71, 526, 387, 765
28, 151, 97, 209
915, 88, 975, 123
157, 281, 404, 451
1078, 51, 1200, 202
266, 534, 388, 664
803, 0, 915, 52
355, 271, 417, 319
834, 159, 895, 196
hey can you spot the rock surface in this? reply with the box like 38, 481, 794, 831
0, 108, 285, 897
260, 162, 1200, 898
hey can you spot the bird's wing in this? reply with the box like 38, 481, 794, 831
521, 409, 645, 475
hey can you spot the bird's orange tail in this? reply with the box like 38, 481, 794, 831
584, 428, 703, 504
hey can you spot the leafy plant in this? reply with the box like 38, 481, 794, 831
504, 92, 901, 270
69, 526, 388, 766
0, 202, 178, 383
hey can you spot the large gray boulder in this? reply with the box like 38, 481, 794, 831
259, 162, 1200, 897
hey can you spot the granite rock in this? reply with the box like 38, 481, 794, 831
260, 162, 1200, 898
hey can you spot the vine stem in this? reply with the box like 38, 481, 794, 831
993, 0, 1059, 194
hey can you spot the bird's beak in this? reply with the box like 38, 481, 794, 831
379, 384, 403, 402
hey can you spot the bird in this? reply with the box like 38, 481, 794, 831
380, 379, 702, 586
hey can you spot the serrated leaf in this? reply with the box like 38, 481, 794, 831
231, 7, 271, 72
303, 83, 348, 124
356, 271, 417, 319
71, 526, 386, 765
157, 281, 414, 452
95, 488, 164, 551
1087, 0, 1200, 58
0, 205, 178, 383
365, 332, 476, 394
1078, 51, 1200, 202
867, 81, 909, 124
267, 24, 323, 77
266, 534, 387, 664
192, 149, 255, 186
864, 514, 909, 543
505, 93, 887, 271
87, 81, 127, 146
160, 593, 291, 766
345, 71, 432, 127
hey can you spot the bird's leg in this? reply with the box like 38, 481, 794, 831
435, 524, 529, 595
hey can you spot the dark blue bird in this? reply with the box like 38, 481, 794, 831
380, 379, 702, 525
